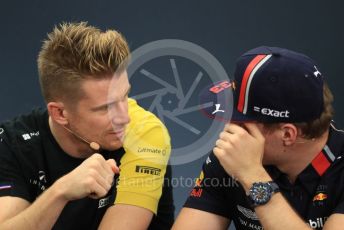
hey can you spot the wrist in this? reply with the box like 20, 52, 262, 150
239, 167, 272, 193
247, 181, 280, 207
52, 176, 71, 203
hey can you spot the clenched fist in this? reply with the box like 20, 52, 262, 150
55, 153, 120, 201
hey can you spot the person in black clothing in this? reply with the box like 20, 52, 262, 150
173, 46, 344, 229
0, 22, 174, 230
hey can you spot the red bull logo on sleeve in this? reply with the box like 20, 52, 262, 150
190, 188, 203, 198
195, 171, 204, 187
191, 171, 205, 198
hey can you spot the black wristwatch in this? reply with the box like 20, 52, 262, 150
247, 181, 280, 207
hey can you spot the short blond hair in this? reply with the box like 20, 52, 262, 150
37, 22, 130, 104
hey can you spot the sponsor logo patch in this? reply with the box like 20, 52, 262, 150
313, 193, 327, 202
237, 205, 259, 221
22, 134, 31, 140
137, 147, 167, 156
313, 185, 328, 206
195, 171, 204, 187
22, 131, 40, 141
191, 171, 205, 198
308, 217, 328, 229
205, 156, 211, 165
98, 196, 111, 208
190, 188, 203, 197
253, 106, 289, 118
135, 166, 161, 176
238, 217, 263, 229
313, 66, 322, 78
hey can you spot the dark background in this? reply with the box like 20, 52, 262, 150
1, 1, 343, 229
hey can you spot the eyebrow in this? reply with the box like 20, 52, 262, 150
90, 85, 131, 111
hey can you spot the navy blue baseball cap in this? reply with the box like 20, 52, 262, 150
200, 46, 324, 123
232, 46, 324, 123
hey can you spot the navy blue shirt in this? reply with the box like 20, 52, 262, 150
184, 124, 344, 229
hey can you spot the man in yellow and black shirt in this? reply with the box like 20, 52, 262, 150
0, 22, 174, 230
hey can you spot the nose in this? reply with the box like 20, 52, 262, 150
109, 100, 130, 126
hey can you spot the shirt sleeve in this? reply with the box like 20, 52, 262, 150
0, 127, 33, 201
183, 151, 234, 219
114, 99, 171, 214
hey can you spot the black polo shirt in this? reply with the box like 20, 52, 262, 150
0, 108, 174, 230
184, 124, 344, 229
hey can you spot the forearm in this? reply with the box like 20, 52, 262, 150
240, 170, 311, 230
254, 193, 310, 229
0, 179, 68, 230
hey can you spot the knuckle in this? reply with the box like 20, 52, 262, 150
92, 153, 103, 161
106, 182, 112, 191
90, 160, 102, 170
219, 131, 226, 140
89, 169, 97, 177
230, 135, 239, 145
215, 139, 220, 146
85, 178, 95, 187
219, 132, 223, 138
99, 189, 107, 197
107, 159, 116, 167
221, 141, 229, 150
213, 147, 219, 155
236, 130, 245, 138
107, 176, 114, 185
213, 147, 223, 157
224, 144, 232, 153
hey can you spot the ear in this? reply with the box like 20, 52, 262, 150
47, 102, 69, 125
280, 123, 298, 146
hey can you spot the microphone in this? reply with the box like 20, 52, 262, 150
63, 125, 100, 151
89, 142, 100, 151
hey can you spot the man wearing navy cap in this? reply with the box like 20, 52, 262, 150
173, 46, 344, 229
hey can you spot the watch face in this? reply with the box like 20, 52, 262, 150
250, 182, 273, 205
